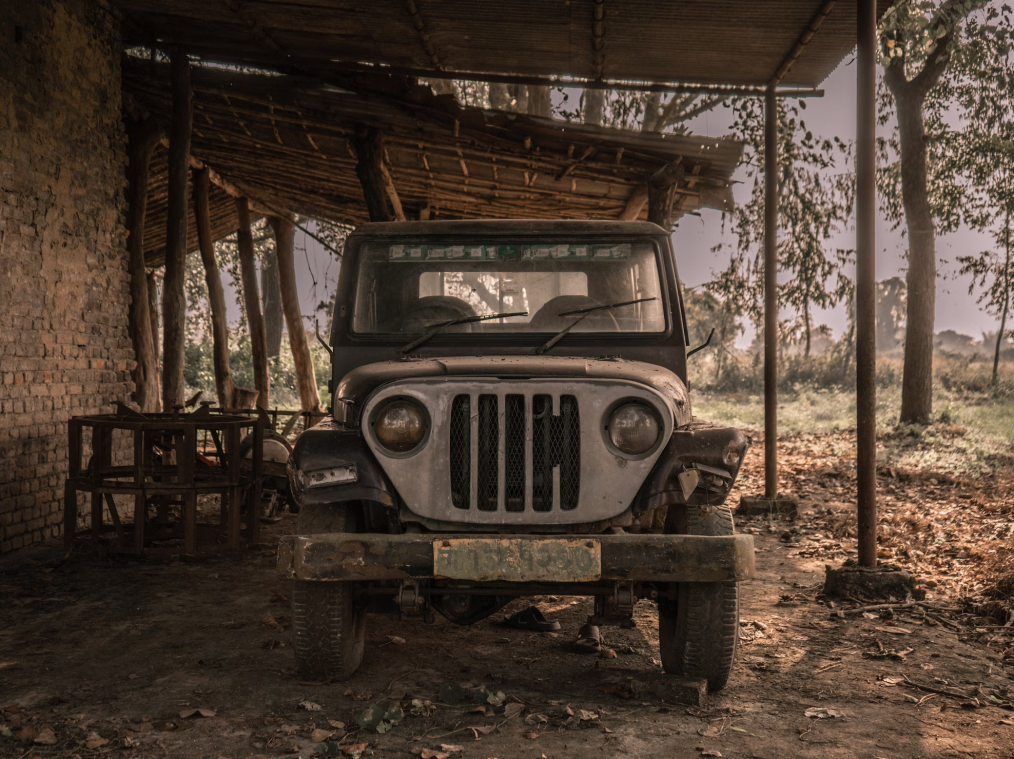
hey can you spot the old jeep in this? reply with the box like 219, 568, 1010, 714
279, 220, 753, 690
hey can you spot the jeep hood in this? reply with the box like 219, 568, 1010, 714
334, 355, 692, 427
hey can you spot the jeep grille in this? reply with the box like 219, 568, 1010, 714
449, 394, 580, 513
361, 378, 672, 526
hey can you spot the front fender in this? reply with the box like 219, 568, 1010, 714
638, 423, 751, 510
288, 419, 396, 507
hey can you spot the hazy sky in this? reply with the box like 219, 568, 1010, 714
243, 57, 1000, 346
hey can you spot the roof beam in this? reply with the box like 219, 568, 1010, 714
405, 0, 443, 70
592, 0, 605, 81
769, 0, 837, 87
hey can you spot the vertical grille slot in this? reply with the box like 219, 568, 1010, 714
558, 395, 580, 510
447, 391, 581, 514
504, 395, 526, 512
532, 394, 553, 512
477, 395, 499, 511
449, 395, 471, 509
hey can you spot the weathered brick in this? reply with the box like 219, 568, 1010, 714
1, 0, 131, 555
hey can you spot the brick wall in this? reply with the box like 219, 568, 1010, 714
0, 0, 133, 553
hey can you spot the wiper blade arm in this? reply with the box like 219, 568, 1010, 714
537, 297, 658, 355
400, 310, 528, 354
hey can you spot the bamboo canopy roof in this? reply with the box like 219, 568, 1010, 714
125, 60, 743, 266
116, 0, 890, 91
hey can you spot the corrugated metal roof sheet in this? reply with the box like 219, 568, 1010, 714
116, 0, 891, 90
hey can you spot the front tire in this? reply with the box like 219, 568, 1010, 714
291, 503, 366, 681
658, 505, 739, 691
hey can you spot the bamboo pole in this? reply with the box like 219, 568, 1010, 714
125, 118, 163, 412
352, 125, 393, 222
237, 197, 270, 409
161, 49, 193, 412
194, 167, 237, 409
262, 243, 283, 358
271, 215, 322, 413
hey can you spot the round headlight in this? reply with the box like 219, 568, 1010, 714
607, 403, 660, 455
373, 399, 427, 453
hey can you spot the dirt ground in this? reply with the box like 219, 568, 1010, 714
3, 431, 1014, 759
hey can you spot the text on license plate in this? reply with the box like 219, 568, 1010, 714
432, 538, 602, 582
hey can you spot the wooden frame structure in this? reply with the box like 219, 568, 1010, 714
64, 412, 263, 556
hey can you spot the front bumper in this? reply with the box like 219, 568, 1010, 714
278, 532, 755, 583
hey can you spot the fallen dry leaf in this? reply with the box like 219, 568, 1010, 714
33, 727, 57, 745
578, 709, 599, 722
328, 719, 346, 729
439, 744, 463, 753
419, 751, 448, 759
470, 725, 495, 740
310, 728, 333, 743
524, 730, 540, 739
700, 750, 723, 758
85, 732, 109, 749
805, 707, 845, 719
299, 700, 323, 711
600, 647, 618, 659
503, 702, 523, 719
525, 713, 549, 725
262, 612, 283, 629
342, 742, 369, 757
179, 708, 216, 719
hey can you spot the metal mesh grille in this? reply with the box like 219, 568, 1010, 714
449, 395, 470, 509
504, 395, 526, 512
558, 395, 580, 511
448, 392, 580, 514
532, 395, 553, 512
477, 395, 499, 511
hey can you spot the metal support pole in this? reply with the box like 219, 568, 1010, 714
763, 85, 778, 499
856, 0, 878, 567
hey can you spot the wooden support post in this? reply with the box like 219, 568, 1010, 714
646, 162, 685, 231
125, 119, 163, 413
147, 269, 160, 376
237, 197, 270, 409
856, 0, 878, 567
194, 168, 237, 409
352, 125, 394, 222
270, 215, 322, 412
378, 161, 407, 222
619, 184, 648, 221
262, 243, 283, 359
763, 85, 779, 500
161, 49, 193, 412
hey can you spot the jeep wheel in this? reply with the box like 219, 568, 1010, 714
291, 503, 366, 681
658, 505, 739, 691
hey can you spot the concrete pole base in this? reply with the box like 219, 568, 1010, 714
823, 563, 922, 601
736, 494, 799, 518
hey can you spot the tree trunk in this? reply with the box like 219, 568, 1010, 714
804, 296, 811, 358
641, 92, 663, 132
489, 82, 512, 110
194, 168, 237, 408
351, 126, 393, 223
271, 215, 322, 413
237, 197, 270, 409
995, 210, 1011, 388
895, 89, 937, 424
510, 84, 529, 113
125, 119, 163, 413
646, 162, 685, 232
261, 243, 283, 359
582, 88, 605, 126
147, 269, 160, 378
161, 49, 193, 412
529, 85, 552, 118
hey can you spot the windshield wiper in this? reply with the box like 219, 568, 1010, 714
536, 297, 658, 355
400, 310, 528, 354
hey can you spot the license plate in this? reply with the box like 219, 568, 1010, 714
433, 538, 602, 582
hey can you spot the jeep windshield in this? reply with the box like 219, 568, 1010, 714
351, 239, 666, 336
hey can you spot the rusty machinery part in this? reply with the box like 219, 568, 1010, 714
241, 430, 297, 516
